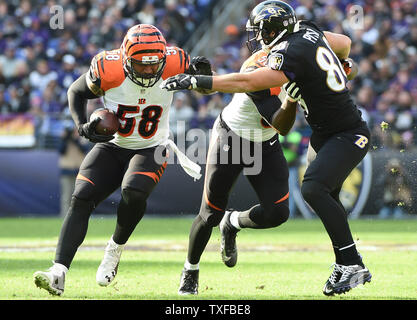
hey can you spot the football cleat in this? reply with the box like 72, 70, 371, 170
323, 263, 372, 296
33, 266, 66, 296
178, 269, 199, 295
323, 263, 344, 296
219, 210, 239, 268
96, 239, 124, 286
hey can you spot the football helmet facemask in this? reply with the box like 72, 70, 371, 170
246, 0, 297, 53
121, 24, 167, 87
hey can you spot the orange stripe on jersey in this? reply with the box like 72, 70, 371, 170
162, 47, 190, 79
204, 188, 224, 212
76, 173, 95, 186
274, 192, 289, 204
270, 86, 281, 96
131, 171, 160, 183
90, 50, 126, 92
130, 162, 167, 184
241, 50, 268, 73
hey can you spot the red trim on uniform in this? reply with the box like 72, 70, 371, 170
204, 189, 224, 212
76, 173, 95, 186
270, 86, 281, 96
131, 171, 159, 183
130, 162, 167, 184
274, 191, 289, 204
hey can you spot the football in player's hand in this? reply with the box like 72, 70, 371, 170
89, 108, 119, 135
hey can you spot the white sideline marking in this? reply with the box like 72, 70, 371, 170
1, 244, 417, 253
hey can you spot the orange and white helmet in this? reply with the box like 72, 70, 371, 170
121, 24, 167, 87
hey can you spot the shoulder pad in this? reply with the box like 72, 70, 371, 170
162, 46, 190, 79
300, 20, 323, 33
87, 50, 125, 92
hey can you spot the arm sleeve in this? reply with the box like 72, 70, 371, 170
251, 95, 282, 124
67, 73, 100, 128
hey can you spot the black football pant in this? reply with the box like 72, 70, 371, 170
187, 117, 290, 264
55, 142, 167, 269
301, 122, 370, 265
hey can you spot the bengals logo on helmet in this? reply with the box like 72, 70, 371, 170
121, 24, 167, 87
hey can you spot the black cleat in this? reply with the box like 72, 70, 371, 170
178, 269, 199, 295
219, 210, 239, 268
323, 264, 372, 296
323, 263, 344, 296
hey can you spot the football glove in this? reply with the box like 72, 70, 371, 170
160, 74, 213, 92
284, 81, 302, 102
78, 117, 114, 143
341, 58, 353, 76
188, 56, 213, 76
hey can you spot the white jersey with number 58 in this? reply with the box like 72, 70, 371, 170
86, 47, 190, 150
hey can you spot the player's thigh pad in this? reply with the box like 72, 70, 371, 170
74, 143, 126, 203
121, 147, 168, 196
303, 129, 370, 191
200, 132, 243, 227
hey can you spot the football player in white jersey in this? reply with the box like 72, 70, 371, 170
33, 24, 210, 296
176, 40, 302, 295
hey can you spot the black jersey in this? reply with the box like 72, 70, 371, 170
267, 20, 364, 135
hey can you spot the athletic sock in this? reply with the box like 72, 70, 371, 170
184, 260, 199, 271
109, 235, 125, 248
338, 243, 363, 266
229, 211, 242, 230
333, 245, 343, 264
51, 262, 69, 274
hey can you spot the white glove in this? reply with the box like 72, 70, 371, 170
284, 82, 302, 102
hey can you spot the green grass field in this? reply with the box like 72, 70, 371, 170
0, 216, 416, 300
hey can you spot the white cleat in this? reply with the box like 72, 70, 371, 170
96, 239, 124, 286
34, 264, 67, 296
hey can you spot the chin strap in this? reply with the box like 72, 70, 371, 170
262, 29, 287, 53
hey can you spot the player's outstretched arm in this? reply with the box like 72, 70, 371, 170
186, 56, 216, 95
161, 67, 289, 93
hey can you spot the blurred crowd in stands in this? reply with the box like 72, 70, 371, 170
0, 0, 416, 156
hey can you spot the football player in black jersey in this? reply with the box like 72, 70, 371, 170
162, 0, 371, 296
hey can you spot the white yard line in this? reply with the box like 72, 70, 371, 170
1, 243, 417, 252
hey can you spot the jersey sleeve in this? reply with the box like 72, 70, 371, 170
162, 47, 190, 79
85, 50, 125, 95
267, 40, 303, 82
251, 94, 282, 124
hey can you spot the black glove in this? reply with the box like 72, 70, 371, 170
284, 81, 302, 102
188, 56, 213, 76
78, 117, 114, 143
